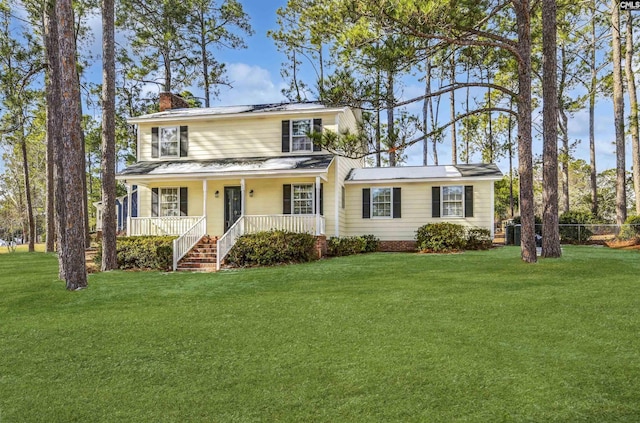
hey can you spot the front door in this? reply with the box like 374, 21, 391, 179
224, 186, 242, 232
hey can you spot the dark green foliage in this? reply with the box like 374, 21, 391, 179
227, 230, 316, 267
95, 236, 174, 271
559, 211, 594, 244
360, 234, 380, 253
416, 223, 467, 252
327, 235, 380, 256
416, 223, 493, 252
327, 236, 366, 256
618, 215, 640, 240
466, 228, 493, 250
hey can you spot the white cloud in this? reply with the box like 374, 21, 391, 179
213, 63, 288, 106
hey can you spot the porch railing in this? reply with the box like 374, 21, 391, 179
129, 216, 203, 236
216, 214, 325, 271
172, 216, 207, 271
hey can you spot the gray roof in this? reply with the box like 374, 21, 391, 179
128, 102, 348, 123
345, 163, 502, 183
117, 155, 334, 179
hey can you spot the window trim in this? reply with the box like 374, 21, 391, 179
441, 185, 464, 218
159, 187, 180, 217
371, 187, 393, 219
291, 183, 315, 215
159, 126, 180, 158
290, 119, 314, 153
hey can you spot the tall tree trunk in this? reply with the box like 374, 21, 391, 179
387, 70, 396, 167
612, 0, 627, 225
450, 53, 457, 164
199, 12, 210, 108
57, 0, 87, 289
515, 0, 537, 263
560, 109, 570, 213
101, 0, 118, 271
423, 59, 430, 166
541, 0, 561, 258
20, 134, 35, 252
465, 64, 471, 164
45, 121, 55, 253
508, 99, 515, 217
625, 11, 640, 215
376, 66, 382, 167
589, 0, 598, 216
44, 1, 65, 278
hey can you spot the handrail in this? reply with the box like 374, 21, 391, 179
215, 214, 325, 270
216, 216, 245, 271
172, 216, 207, 271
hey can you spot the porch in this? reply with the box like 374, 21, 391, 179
128, 214, 325, 271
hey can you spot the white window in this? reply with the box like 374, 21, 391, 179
160, 188, 179, 216
160, 127, 179, 157
293, 184, 314, 214
291, 119, 313, 152
371, 187, 392, 218
442, 186, 463, 217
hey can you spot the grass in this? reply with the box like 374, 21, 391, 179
1, 246, 640, 422
0, 243, 46, 254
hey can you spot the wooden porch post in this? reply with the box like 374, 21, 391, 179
315, 176, 321, 235
126, 182, 132, 236
241, 178, 246, 216
202, 179, 208, 232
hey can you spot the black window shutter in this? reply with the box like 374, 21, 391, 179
180, 187, 188, 216
319, 183, 324, 215
179, 126, 188, 157
313, 118, 322, 151
282, 120, 290, 153
151, 127, 159, 158
362, 188, 371, 219
283, 184, 292, 214
465, 185, 474, 217
151, 188, 159, 217
432, 186, 441, 218
393, 187, 401, 218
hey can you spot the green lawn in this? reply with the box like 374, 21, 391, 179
1, 247, 640, 422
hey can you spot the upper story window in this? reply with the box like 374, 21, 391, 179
442, 186, 463, 217
292, 119, 313, 152
282, 119, 322, 153
152, 126, 188, 158
160, 127, 179, 157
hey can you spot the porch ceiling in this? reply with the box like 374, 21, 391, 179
116, 154, 333, 181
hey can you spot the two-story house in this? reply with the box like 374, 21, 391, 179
100, 93, 502, 271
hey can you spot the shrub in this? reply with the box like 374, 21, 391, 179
226, 230, 316, 267
559, 211, 594, 244
95, 236, 175, 271
327, 236, 366, 257
416, 223, 467, 252
466, 228, 492, 250
618, 215, 640, 240
361, 234, 380, 253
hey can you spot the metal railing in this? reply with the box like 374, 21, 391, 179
172, 216, 207, 271
129, 216, 203, 236
505, 224, 640, 245
216, 214, 325, 270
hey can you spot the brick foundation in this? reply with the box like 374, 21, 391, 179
378, 240, 418, 252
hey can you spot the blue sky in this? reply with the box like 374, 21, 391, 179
2, 0, 624, 176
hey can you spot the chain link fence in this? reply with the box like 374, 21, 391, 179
505, 224, 640, 245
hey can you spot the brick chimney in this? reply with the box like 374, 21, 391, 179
159, 92, 190, 112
